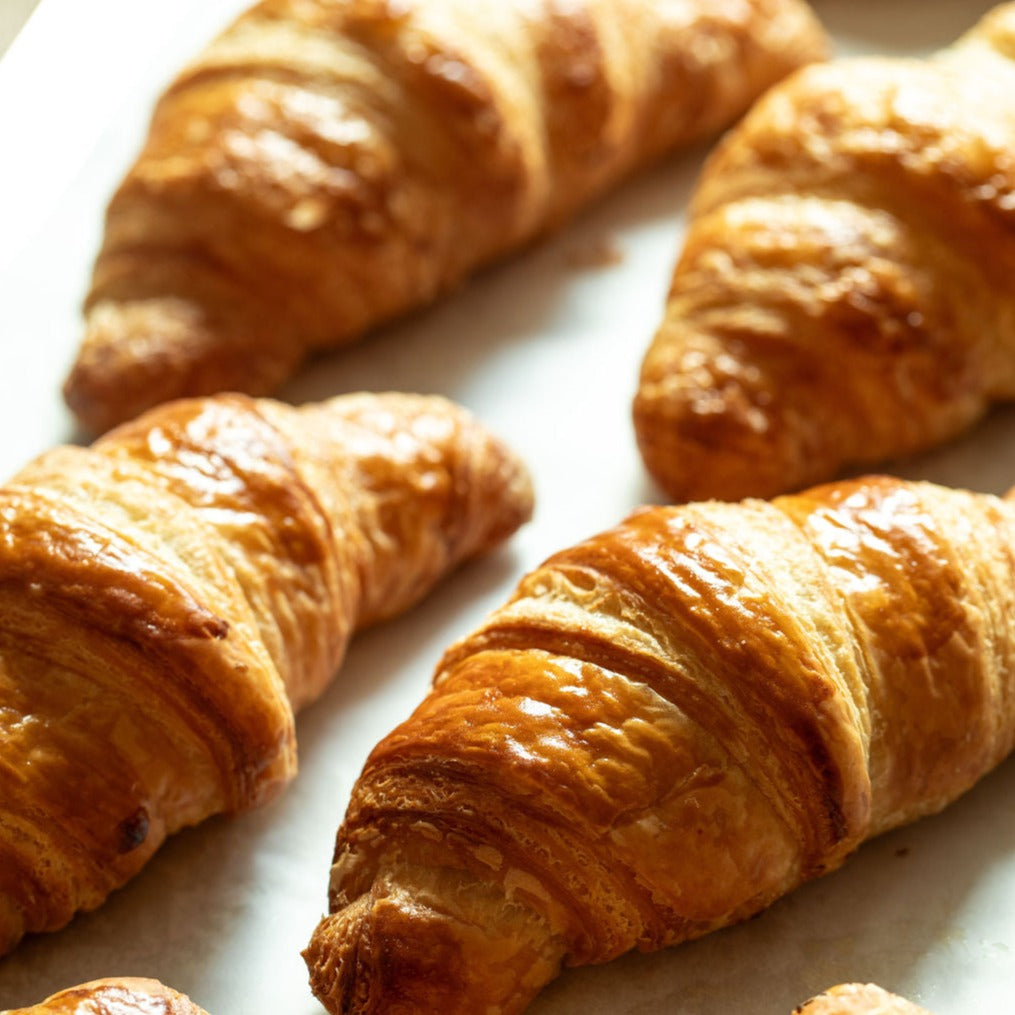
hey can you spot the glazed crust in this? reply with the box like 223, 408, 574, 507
2, 978, 209, 1015
634, 3, 1015, 503
64, 0, 828, 433
305, 474, 1015, 1014
793, 983, 932, 1015
0, 391, 532, 955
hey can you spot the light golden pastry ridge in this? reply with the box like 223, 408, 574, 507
64, 0, 828, 434
0, 390, 532, 956
305, 473, 1015, 1014
634, 3, 1015, 503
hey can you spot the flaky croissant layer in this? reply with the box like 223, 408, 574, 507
0, 391, 532, 955
65, 0, 828, 433
306, 474, 1015, 1014
634, 2, 1015, 502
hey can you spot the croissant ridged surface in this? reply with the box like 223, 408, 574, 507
305, 474, 1015, 1014
0, 390, 531, 955
64, 0, 828, 434
634, 3, 1015, 503
2, 978, 209, 1015
794, 983, 931, 1015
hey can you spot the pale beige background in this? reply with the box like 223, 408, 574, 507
0, 0, 41, 54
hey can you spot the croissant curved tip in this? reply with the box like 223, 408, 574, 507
304, 880, 562, 1015
65, 299, 213, 435
632, 380, 815, 503
66, 297, 298, 435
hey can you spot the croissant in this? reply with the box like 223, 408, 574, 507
634, 3, 1015, 503
0, 390, 531, 955
305, 473, 1015, 1014
794, 984, 931, 1015
2, 978, 209, 1015
63, 0, 828, 434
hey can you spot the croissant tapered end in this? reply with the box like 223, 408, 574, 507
66, 287, 303, 437
65, 296, 192, 437
304, 866, 565, 1015
64, 0, 828, 433
793, 983, 932, 1015
633, 1, 1015, 503
1, 978, 210, 1015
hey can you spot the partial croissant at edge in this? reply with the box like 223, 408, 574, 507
306, 473, 1015, 1014
634, 2, 1015, 503
0, 390, 532, 956
794, 983, 932, 1015
64, 0, 828, 434
1, 978, 210, 1015
0, 977, 929, 1014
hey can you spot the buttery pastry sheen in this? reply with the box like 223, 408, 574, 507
64, 0, 828, 433
0, 391, 532, 955
305, 474, 1015, 1014
634, 3, 1015, 502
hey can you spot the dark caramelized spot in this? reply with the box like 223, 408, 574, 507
118, 806, 151, 853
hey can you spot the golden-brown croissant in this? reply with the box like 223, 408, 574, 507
0, 390, 531, 956
634, 3, 1015, 503
305, 473, 1015, 1014
2, 978, 209, 1015
64, 0, 828, 434
794, 983, 931, 1015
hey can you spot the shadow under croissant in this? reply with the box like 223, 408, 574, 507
278, 141, 715, 413
809, 0, 997, 55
